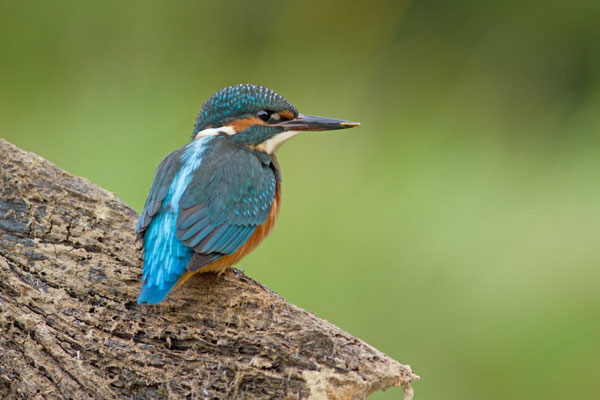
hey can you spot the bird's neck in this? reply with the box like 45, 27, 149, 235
244, 145, 281, 182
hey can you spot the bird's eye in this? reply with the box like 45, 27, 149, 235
257, 110, 271, 122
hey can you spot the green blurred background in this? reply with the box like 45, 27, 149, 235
2, 1, 599, 398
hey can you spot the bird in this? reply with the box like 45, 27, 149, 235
135, 84, 359, 304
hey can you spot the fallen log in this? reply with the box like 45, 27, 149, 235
0, 139, 418, 399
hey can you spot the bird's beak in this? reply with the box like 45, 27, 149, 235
278, 114, 360, 131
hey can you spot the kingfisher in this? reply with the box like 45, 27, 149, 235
135, 84, 359, 304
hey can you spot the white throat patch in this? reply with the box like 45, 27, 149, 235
259, 130, 302, 154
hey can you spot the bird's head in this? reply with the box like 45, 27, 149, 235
192, 84, 359, 154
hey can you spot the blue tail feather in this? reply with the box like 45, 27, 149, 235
137, 211, 193, 304
138, 280, 177, 305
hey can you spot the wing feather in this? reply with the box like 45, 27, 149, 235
175, 137, 277, 272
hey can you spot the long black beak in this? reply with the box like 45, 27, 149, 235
278, 113, 360, 131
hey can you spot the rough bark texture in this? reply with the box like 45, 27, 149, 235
0, 139, 418, 399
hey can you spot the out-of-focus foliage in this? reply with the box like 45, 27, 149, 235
2, 1, 599, 399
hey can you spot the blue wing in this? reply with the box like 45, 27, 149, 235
176, 137, 277, 271
136, 136, 277, 304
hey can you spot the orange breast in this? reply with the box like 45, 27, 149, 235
173, 181, 281, 289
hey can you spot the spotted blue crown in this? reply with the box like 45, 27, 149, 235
192, 84, 298, 137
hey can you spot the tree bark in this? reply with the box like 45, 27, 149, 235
0, 139, 418, 400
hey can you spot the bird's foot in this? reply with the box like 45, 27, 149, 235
223, 268, 247, 280
220, 268, 237, 279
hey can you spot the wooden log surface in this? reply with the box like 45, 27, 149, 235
0, 139, 418, 399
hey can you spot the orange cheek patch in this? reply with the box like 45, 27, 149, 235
227, 116, 267, 132
279, 110, 294, 120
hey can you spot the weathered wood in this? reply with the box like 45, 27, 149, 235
0, 139, 418, 399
